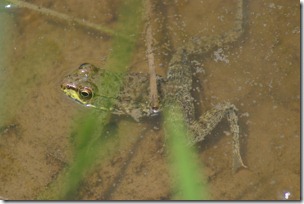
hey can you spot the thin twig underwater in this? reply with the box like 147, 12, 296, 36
6, 0, 131, 40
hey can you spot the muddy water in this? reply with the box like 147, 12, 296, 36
0, 0, 300, 200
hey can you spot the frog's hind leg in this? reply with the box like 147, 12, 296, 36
188, 102, 247, 172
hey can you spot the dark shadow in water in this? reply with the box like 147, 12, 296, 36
101, 117, 162, 200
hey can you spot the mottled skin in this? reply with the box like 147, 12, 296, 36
61, 0, 247, 171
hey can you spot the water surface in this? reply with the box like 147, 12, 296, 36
0, 0, 300, 200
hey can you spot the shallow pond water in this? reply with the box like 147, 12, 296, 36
0, 0, 300, 200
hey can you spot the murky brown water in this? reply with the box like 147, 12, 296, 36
0, 0, 300, 200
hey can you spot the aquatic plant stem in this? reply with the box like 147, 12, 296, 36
144, 0, 159, 111
7, 0, 130, 40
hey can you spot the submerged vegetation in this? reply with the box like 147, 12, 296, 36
39, 0, 143, 199
165, 105, 209, 200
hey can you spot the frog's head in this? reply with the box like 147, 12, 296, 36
61, 63, 101, 108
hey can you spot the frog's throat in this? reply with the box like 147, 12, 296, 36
85, 103, 112, 112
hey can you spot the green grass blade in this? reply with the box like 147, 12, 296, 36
39, 0, 143, 200
164, 105, 210, 200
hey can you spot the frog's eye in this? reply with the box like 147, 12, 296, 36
79, 87, 93, 100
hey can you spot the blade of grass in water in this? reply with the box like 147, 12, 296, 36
164, 105, 210, 200
60, 0, 143, 199
107, 0, 143, 73
39, 0, 143, 200
60, 111, 112, 199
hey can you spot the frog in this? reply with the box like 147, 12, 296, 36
61, 0, 247, 172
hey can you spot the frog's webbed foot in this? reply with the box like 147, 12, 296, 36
187, 102, 247, 172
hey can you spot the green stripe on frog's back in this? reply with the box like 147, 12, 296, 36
96, 69, 124, 111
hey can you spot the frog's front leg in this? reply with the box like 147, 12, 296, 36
187, 102, 247, 172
